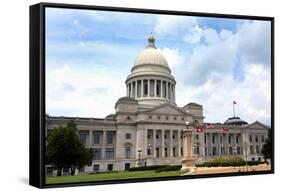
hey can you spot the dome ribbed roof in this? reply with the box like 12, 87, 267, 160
131, 33, 171, 73
224, 117, 248, 125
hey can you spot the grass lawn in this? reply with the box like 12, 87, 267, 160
46, 170, 184, 184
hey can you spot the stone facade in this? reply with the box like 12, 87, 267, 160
46, 34, 269, 175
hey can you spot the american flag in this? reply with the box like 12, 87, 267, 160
233, 101, 237, 104
221, 126, 229, 132
206, 123, 215, 129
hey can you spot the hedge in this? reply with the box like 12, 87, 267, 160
155, 165, 182, 173
195, 157, 265, 167
128, 165, 169, 171
129, 165, 182, 172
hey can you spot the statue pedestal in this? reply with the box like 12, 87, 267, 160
181, 157, 196, 170
181, 127, 196, 171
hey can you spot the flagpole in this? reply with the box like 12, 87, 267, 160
206, 125, 208, 159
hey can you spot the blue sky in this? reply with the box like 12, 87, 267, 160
46, 7, 271, 125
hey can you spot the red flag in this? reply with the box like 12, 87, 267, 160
233, 101, 237, 104
206, 123, 215, 129
221, 127, 229, 132
196, 127, 204, 133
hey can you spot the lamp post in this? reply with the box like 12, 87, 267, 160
233, 146, 237, 156
138, 148, 142, 166
147, 144, 151, 156
185, 121, 190, 129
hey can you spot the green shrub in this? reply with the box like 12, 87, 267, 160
128, 165, 169, 171
155, 165, 182, 172
195, 157, 246, 167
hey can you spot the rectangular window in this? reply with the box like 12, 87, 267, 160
256, 145, 260, 154
249, 135, 252, 142
93, 133, 100, 144
93, 148, 101, 160
236, 135, 239, 144
229, 147, 233, 155
156, 80, 161, 96
196, 134, 199, 140
250, 145, 254, 154
212, 135, 216, 144
107, 164, 113, 171
221, 147, 225, 155
237, 147, 241, 155
107, 133, 114, 144
144, 80, 148, 96
228, 135, 231, 144
173, 147, 176, 157
181, 147, 183, 156
79, 131, 87, 144
156, 147, 159, 158
93, 164, 99, 172
125, 163, 130, 171
212, 147, 217, 155
125, 133, 131, 139
105, 148, 115, 159
255, 135, 259, 142
261, 135, 265, 142
165, 148, 168, 157
125, 147, 131, 159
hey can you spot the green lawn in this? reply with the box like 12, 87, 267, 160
46, 170, 184, 184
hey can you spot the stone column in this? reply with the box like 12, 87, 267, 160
178, 130, 181, 157
89, 130, 93, 147
209, 133, 212, 156
141, 80, 143, 97
127, 84, 129, 97
218, 133, 221, 156
153, 129, 157, 158
160, 80, 163, 98
181, 128, 195, 169
154, 79, 157, 97
166, 82, 168, 99
162, 130, 165, 157
102, 131, 106, 159
130, 83, 133, 98
170, 130, 173, 157
148, 79, 150, 97
226, 133, 229, 155
135, 81, 138, 98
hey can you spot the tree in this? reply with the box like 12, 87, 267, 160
46, 121, 93, 176
261, 128, 272, 163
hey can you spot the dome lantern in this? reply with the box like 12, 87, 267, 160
147, 33, 156, 48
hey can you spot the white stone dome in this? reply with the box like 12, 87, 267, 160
131, 33, 171, 74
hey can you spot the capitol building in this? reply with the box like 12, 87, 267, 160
46, 34, 269, 174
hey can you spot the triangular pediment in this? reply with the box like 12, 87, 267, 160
247, 121, 269, 129
143, 103, 191, 116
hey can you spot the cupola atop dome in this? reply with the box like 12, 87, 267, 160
147, 33, 156, 48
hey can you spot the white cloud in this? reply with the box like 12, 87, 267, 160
176, 64, 271, 125
159, 47, 184, 69
173, 20, 271, 125
46, 65, 126, 118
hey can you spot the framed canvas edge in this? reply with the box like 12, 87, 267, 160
29, 2, 275, 189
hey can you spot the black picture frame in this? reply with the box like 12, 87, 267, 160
29, 2, 274, 188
